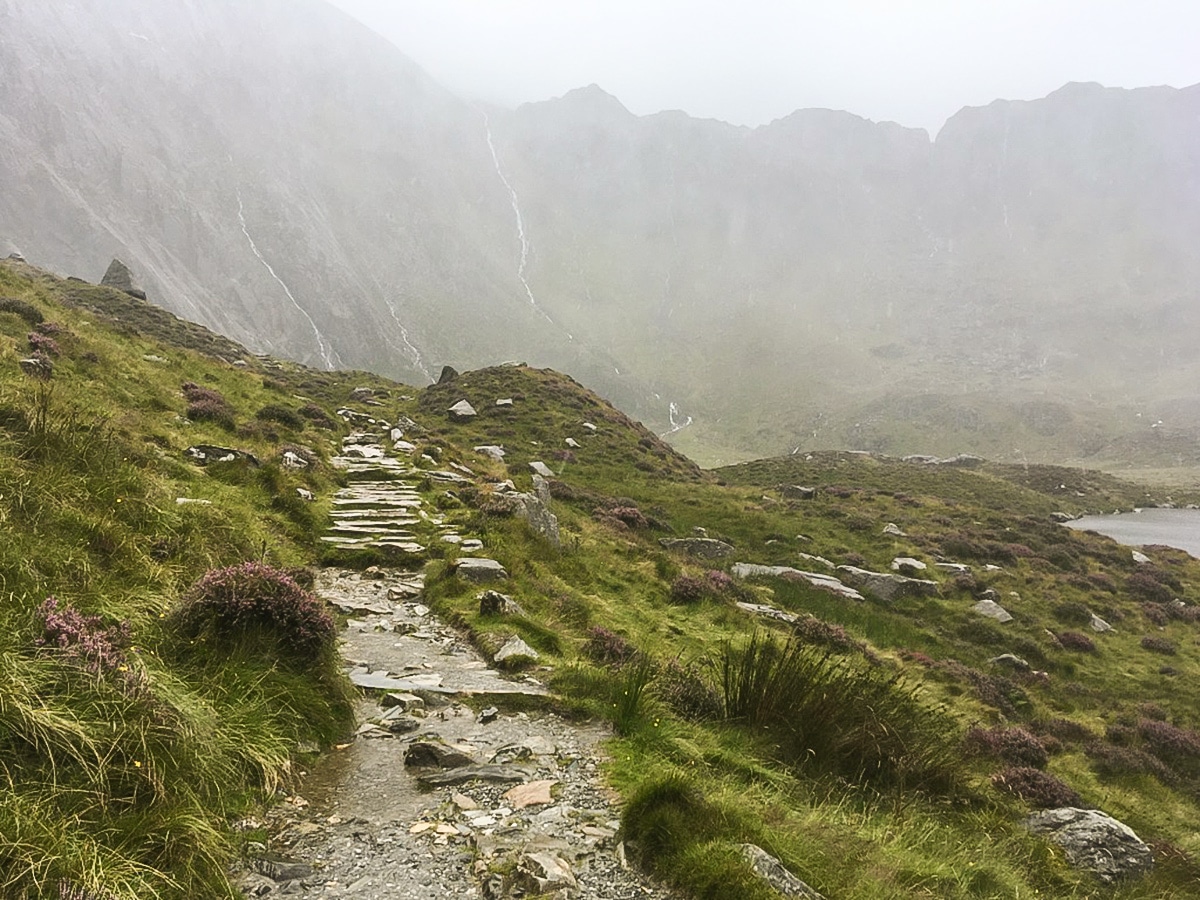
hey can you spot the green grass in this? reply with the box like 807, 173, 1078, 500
9, 256, 1200, 897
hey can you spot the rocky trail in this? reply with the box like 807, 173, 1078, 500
238, 416, 678, 899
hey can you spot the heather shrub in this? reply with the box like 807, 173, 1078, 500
1086, 743, 1178, 785
794, 615, 861, 655
1142, 603, 1169, 627
584, 625, 639, 667
1127, 571, 1174, 604
182, 381, 236, 428
0, 296, 43, 324
19, 350, 54, 379
704, 569, 736, 595
34, 320, 68, 335
1034, 717, 1095, 745
298, 402, 337, 429
991, 766, 1083, 808
27, 331, 60, 356
35, 596, 142, 695
964, 726, 1049, 769
1056, 630, 1096, 652
172, 562, 335, 667
255, 403, 305, 430
669, 574, 708, 605
1137, 719, 1200, 762
1140, 635, 1178, 655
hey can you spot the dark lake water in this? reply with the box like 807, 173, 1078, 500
1066, 508, 1200, 558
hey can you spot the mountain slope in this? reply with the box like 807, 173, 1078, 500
3, 0, 1199, 468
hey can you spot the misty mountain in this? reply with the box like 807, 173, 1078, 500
3, 0, 1198, 466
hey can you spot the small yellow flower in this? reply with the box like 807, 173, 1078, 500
117, 665, 129, 672
133, 760, 143, 768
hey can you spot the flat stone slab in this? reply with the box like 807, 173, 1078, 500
732, 563, 864, 601
455, 558, 508, 582
417, 764, 532, 788
973, 598, 1013, 623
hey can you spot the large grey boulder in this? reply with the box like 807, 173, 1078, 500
506, 474, 560, 547
100, 258, 146, 299
660, 537, 734, 559
731, 563, 864, 601
1025, 808, 1153, 883
454, 558, 508, 582
738, 844, 825, 899
835, 565, 939, 602
973, 598, 1013, 623
494, 636, 539, 666
448, 399, 476, 420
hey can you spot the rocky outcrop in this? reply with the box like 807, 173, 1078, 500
100, 258, 146, 299
835, 565, 939, 602
455, 558, 508, 582
973, 598, 1013, 623
738, 844, 825, 899
731, 563, 864, 601
1025, 808, 1153, 883
448, 399, 477, 420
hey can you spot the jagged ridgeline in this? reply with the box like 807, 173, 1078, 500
7, 256, 1200, 898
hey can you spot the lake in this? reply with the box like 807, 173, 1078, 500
1066, 508, 1200, 558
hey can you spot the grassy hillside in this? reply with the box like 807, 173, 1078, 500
7, 258, 1200, 898
0, 260, 381, 898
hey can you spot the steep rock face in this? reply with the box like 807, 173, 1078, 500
4, 0, 1200, 463
0, 0, 575, 383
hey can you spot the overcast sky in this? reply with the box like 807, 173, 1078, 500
326, 0, 1200, 135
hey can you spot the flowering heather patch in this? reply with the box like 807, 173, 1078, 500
669, 574, 708, 605
584, 625, 638, 667
36, 597, 142, 692
965, 726, 1050, 769
1137, 718, 1200, 761
20, 350, 54, 379
34, 320, 68, 335
991, 766, 1083, 808
27, 331, 61, 356
704, 570, 736, 595
1127, 571, 1174, 604
175, 562, 334, 666
298, 402, 337, 429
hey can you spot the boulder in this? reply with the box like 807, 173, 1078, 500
515, 851, 577, 895
778, 484, 816, 500
403, 741, 475, 769
281, 450, 308, 469
891, 556, 927, 574
731, 563, 864, 601
529, 460, 555, 478
475, 445, 506, 460
1090, 613, 1112, 633
448, 399, 476, 420
882, 522, 907, 537
835, 565, 939, 602
973, 599, 1013, 623
581, 422, 597, 432
1025, 808, 1153, 883
454, 558, 508, 582
565, 437, 581, 448
495, 397, 514, 407
507, 475, 560, 547
989, 653, 1030, 671
349, 386, 374, 400
100, 258, 146, 298
437, 365, 459, 384
494, 636, 539, 666
660, 537, 734, 560
479, 590, 524, 616
1132, 550, 1151, 565
936, 454, 985, 467
738, 844, 825, 899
